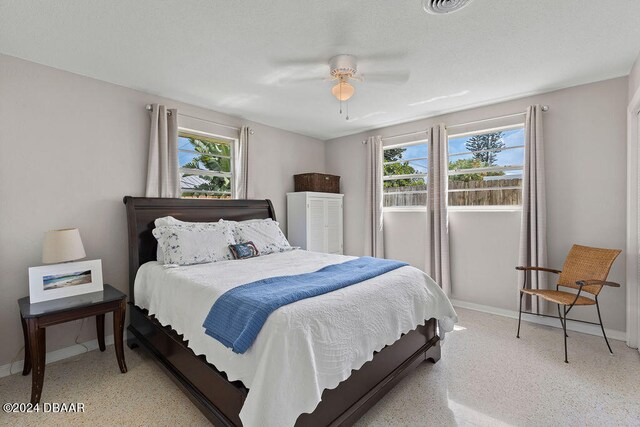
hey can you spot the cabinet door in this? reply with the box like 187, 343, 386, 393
325, 198, 343, 254
307, 198, 325, 252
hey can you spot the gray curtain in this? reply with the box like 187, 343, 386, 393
426, 124, 451, 295
364, 135, 384, 257
234, 126, 250, 199
145, 104, 180, 198
518, 105, 548, 313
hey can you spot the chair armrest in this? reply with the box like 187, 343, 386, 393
576, 280, 621, 288
515, 266, 562, 274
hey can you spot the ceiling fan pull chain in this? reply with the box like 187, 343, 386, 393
346, 100, 350, 121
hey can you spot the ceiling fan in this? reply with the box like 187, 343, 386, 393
423, 0, 473, 14
275, 53, 410, 120
327, 54, 361, 103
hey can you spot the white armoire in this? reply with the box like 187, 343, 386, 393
286, 192, 344, 254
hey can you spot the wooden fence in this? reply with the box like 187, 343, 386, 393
384, 178, 522, 207
384, 185, 427, 207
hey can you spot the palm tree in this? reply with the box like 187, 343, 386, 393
181, 136, 232, 196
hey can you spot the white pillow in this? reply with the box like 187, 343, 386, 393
154, 217, 222, 262
156, 245, 165, 264
152, 223, 235, 266
230, 219, 293, 255
219, 218, 274, 227
154, 216, 181, 227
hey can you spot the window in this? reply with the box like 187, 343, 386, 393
447, 125, 524, 207
383, 140, 428, 208
178, 131, 234, 198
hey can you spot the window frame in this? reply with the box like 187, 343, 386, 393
382, 124, 526, 212
382, 138, 429, 210
447, 123, 525, 211
178, 127, 236, 198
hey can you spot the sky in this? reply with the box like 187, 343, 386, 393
388, 128, 524, 176
178, 136, 201, 167
178, 135, 230, 172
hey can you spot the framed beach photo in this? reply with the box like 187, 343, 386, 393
28, 259, 103, 303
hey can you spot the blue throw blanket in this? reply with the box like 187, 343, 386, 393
202, 256, 408, 354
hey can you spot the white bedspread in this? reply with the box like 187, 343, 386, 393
134, 250, 457, 427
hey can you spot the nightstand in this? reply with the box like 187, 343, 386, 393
18, 284, 127, 404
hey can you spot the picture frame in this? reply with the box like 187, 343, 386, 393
28, 259, 104, 303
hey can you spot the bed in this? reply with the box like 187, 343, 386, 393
123, 196, 456, 426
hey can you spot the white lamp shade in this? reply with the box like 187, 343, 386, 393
331, 81, 355, 101
42, 228, 86, 264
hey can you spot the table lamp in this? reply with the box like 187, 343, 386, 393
42, 228, 86, 264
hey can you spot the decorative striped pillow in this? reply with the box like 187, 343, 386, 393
229, 242, 260, 259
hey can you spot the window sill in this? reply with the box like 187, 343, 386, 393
383, 207, 427, 213
449, 206, 523, 212
383, 206, 522, 213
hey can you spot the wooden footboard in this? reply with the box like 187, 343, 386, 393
128, 305, 246, 425
128, 304, 440, 426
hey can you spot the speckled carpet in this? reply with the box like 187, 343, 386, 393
1, 308, 638, 426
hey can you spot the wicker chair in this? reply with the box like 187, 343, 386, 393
516, 244, 621, 363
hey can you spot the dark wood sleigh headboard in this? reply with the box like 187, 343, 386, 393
123, 196, 276, 304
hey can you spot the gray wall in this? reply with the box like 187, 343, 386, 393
383, 210, 520, 310
326, 77, 628, 332
630, 52, 640, 100
0, 54, 325, 367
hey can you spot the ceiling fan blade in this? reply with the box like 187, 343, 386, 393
278, 76, 326, 84
360, 72, 411, 84
270, 57, 328, 67
357, 51, 408, 63
271, 49, 407, 68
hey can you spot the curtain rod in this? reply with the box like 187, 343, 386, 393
382, 130, 427, 142
361, 130, 428, 144
145, 104, 253, 134
447, 105, 549, 130
362, 105, 549, 144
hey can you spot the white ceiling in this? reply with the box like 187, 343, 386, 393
2, 1, 640, 140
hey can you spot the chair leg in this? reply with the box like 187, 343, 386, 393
562, 305, 569, 363
557, 304, 568, 338
516, 291, 524, 338
595, 297, 613, 355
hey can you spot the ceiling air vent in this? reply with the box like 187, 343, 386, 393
423, 0, 473, 14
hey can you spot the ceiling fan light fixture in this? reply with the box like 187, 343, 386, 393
331, 81, 355, 101
423, 0, 473, 14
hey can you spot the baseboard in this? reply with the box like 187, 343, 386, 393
0, 335, 114, 379
0, 299, 626, 379
450, 299, 626, 342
